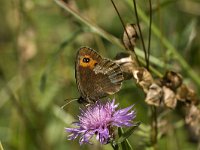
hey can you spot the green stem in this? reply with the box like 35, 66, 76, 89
151, 106, 158, 149
111, 142, 119, 150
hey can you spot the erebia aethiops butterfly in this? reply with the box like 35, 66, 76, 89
75, 47, 124, 104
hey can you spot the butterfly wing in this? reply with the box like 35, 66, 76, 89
75, 47, 124, 103
75, 47, 102, 102
93, 58, 124, 94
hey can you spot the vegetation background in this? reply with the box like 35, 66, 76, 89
0, 0, 200, 149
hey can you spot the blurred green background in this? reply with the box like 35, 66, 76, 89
0, 0, 200, 149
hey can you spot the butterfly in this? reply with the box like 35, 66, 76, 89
75, 47, 124, 103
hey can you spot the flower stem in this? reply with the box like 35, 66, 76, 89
111, 142, 119, 150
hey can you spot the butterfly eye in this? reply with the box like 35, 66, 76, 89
82, 57, 90, 63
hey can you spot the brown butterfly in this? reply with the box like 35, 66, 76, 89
75, 47, 124, 103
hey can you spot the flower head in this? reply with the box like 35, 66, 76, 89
65, 99, 136, 145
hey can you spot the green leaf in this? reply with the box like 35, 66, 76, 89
118, 127, 133, 150
114, 122, 141, 146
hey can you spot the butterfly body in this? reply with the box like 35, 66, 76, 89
75, 47, 124, 103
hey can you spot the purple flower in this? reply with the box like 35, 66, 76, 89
65, 99, 136, 145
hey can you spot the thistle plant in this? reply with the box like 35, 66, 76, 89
66, 99, 137, 146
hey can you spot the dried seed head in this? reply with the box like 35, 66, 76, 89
185, 105, 200, 136
123, 24, 139, 50
162, 71, 183, 90
133, 68, 154, 93
176, 84, 199, 105
114, 53, 139, 80
145, 83, 163, 106
162, 86, 177, 109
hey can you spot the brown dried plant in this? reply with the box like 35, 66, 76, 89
115, 24, 200, 140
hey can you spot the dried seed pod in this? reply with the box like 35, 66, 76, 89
186, 88, 199, 105
185, 105, 200, 136
145, 83, 163, 106
133, 68, 154, 93
122, 24, 139, 50
162, 86, 177, 109
114, 53, 138, 80
176, 84, 188, 102
162, 71, 183, 90
176, 84, 199, 105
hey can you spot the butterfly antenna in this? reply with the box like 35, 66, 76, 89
61, 98, 79, 109
110, 0, 140, 65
